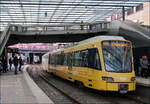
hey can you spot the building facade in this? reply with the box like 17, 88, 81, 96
106, 2, 150, 26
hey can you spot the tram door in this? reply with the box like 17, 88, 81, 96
68, 53, 73, 81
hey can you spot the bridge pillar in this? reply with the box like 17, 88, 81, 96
122, 6, 125, 21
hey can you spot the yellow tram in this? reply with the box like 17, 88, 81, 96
42, 36, 136, 93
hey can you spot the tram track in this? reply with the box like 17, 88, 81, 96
126, 94, 149, 104
27, 65, 146, 104
40, 72, 81, 104
44, 71, 147, 104
28, 70, 79, 104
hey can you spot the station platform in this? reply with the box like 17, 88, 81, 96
0, 65, 54, 104
136, 77, 150, 87
0, 65, 149, 104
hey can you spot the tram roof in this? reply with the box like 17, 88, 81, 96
78, 36, 126, 45
49, 35, 126, 54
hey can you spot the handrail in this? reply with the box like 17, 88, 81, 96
0, 24, 11, 56
0, 25, 10, 44
9, 22, 110, 33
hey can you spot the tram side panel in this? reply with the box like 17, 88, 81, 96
42, 53, 52, 72
49, 53, 69, 80
42, 54, 49, 71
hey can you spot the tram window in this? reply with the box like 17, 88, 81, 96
58, 54, 61, 65
73, 51, 82, 66
55, 55, 58, 65
73, 53, 75, 66
60, 54, 64, 65
51, 55, 54, 65
54, 55, 57, 65
88, 48, 101, 70
51, 55, 56, 65
63, 53, 68, 65
68, 53, 73, 70
67, 53, 70, 66
57, 54, 64, 65
80, 50, 88, 67
48, 55, 50, 64
95, 51, 101, 70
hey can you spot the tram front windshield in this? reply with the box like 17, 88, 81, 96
102, 40, 132, 73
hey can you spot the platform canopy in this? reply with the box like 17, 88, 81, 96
0, 0, 149, 31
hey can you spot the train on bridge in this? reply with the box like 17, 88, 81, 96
42, 36, 136, 94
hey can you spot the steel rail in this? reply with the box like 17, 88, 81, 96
39, 73, 81, 104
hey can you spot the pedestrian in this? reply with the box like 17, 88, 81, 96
0, 57, 3, 74
9, 57, 13, 71
135, 58, 140, 76
19, 56, 23, 71
13, 54, 19, 75
134, 58, 138, 76
2, 56, 7, 73
140, 56, 149, 78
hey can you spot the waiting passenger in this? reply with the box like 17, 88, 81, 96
9, 57, 13, 71
140, 56, 149, 78
0, 57, 3, 74
2, 56, 7, 73
134, 58, 140, 76
19, 56, 23, 71
13, 54, 19, 75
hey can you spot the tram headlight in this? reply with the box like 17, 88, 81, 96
102, 76, 114, 82
131, 77, 136, 82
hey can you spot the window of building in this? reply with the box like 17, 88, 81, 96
136, 4, 143, 12
127, 7, 134, 15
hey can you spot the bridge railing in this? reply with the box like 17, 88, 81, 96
9, 22, 110, 34
0, 22, 111, 55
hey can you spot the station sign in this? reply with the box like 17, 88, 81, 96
8, 44, 58, 51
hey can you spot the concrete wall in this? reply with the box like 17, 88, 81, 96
143, 2, 150, 26
126, 8, 144, 24
106, 2, 150, 26
126, 2, 150, 26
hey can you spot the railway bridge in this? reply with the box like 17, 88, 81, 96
0, 20, 150, 56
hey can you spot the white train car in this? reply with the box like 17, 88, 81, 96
42, 52, 50, 71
